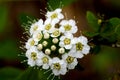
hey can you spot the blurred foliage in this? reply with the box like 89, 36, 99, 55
47, 0, 76, 11
15, 68, 60, 80
0, 39, 19, 60
85, 11, 120, 80
0, 67, 22, 80
92, 45, 119, 71
110, 0, 120, 8
0, 5, 8, 33
85, 11, 120, 54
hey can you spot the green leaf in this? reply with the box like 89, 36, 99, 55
0, 5, 8, 32
16, 68, 61, 80
100, 18, 120, 42
83, 31, 99, 37
15, 68, 39, 80
92, 45, 120, 72
0, 39, 19, 60
109, 17, 120, 27
91, 45, 101, 54
47, 0, 76, 11
100, 23, 117, 42
86, 11, 100, 32
19, 13, 37, 30
38, 69, 61, 80
0, 67, 22, 80
114, 24, 120, 40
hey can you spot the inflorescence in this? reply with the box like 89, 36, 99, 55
24, 8, 90, 76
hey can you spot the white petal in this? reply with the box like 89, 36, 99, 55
55, 8, 62, 13
76, 52, 84, 58
69, 19, 76, 26
65, 45, 72, 49
60, 68, 67, 75
82, 45, 90, 54
28, 59, 35, 67
43, 64, 49, 69
52, 70, 60, 76
59, 42, 64, 47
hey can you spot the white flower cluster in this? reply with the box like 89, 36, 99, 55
25, 8, 90, 76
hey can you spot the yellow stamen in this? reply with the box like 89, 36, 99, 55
51, 13, 58, 19
53, 63, 61, 70
64, 38, 71, 45
64, 24, 72, 31
31, 52, 37, 60
33, 25, 38, 31
30, 40, 35, 46
76, 42, 83, 51
42, 56, 49, 64
53, 30, 60, 37
66, 56, 74, 64
45, 24, 51, 30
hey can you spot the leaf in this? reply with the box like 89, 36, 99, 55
0, 5, 8, 33
100, 22, 117, 42
16, 68, 61, 80
91, 45, 101, 54
0, 67, 22, 80
38, 69, 61, 80
83, 31, 99, 37
47, 0, 76, 11
19, 13, 37, 29
100, 18, 120, 42
15, 68, 39, 80
109, 18, 120, 27
86, 11, 100, 32
0, 39, 19, 60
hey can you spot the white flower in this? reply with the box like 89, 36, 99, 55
30, 19, 43, 35
59, 19, 78, 34
51, 45, 56, 51
37, 44, 43, 51
25, 38, 38, 49
45, 49, 51, 55
59, 33, 74, 49
37, 53, 52, 69
51, 29, 61, 37
52, 38, 59, 44
51, 57, 67, 76
25, 46, 41, 67
43, 19, 55, 33
33, 30, 43, 42
70, 36, 90, 58
62, 53, 78, 69
42, 41, 48, 47
46, 8, 64, 24
58, 48, 65, 54
44, 32, 50, 39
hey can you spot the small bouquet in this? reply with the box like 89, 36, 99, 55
24, 8, 90, 78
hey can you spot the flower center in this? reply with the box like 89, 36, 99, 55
51, 13, 58, 19
53, 30, 60, 37
37, 33, 42, 40
33, 25, 38, 31
31, 52, 37, 60
64, 38, 71, 45
76, 42, 83, 51
64, 24, 72, 31
42, 56, 49, 64
53, 63, 61, 70
66, 56, 74, 64
45, 24, 51, 30
30, 40, 35, 46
